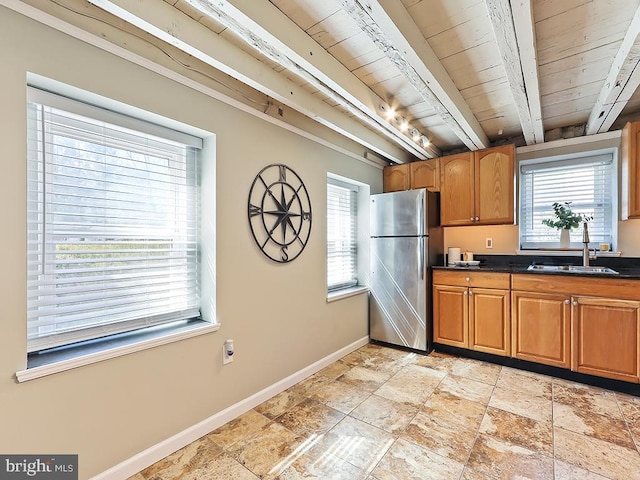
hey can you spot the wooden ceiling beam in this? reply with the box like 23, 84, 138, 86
200, 0, 440, 158
81, 0, 428, 161
341, 0, 490, 151
486, 0, 544, 145
586, 5, 640, 135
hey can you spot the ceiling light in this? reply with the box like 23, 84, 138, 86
410, 129, 420, 141
399, 119, 409, 132
421, 136, 430, 148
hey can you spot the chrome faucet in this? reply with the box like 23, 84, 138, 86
582, 222, 595, 266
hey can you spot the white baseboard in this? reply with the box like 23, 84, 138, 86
91, 336, 369, 480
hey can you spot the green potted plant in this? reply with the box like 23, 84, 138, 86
542, 202, 592, 247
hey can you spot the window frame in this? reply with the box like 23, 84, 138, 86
518, 148, 618, 251
26, 86, 206, 354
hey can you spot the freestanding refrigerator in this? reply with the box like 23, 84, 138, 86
369, 188, 443, 352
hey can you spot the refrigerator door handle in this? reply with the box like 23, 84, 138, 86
418, 190, 425, 236
419, 236, 425, 280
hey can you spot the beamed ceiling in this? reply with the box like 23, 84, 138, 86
6, 0, 640, 164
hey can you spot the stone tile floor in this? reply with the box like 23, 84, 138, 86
128, 344, 640, 479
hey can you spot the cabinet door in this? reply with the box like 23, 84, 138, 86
440, 152, 475, 226
433, 284, 468, 348
475, 145, 514, 225
512, 291, 571, 368
469, 288, 510, 356
572, 296, 640, 383
410, 159, 439, 191
383, 164, 410, 192
622, 121, 640, 219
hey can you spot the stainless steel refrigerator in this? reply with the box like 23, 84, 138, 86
369, 188, 443, 352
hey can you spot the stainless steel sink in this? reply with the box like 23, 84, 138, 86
527, 264, 618, 274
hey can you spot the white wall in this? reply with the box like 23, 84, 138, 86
0, 8, 381, 479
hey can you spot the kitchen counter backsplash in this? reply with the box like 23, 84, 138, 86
434, 254, 640, 278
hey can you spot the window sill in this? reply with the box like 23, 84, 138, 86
516, 249, 621, 257
327, 285, 369, 303
16, 319, 219, 383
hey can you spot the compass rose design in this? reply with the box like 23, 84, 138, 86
248, 164, 312, 263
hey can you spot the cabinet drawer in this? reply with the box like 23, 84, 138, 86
433, 270, 510, 289
511, 274, 640, 301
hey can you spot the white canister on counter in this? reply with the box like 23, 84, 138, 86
464, 251, 474, 261
447, 247, 461, 265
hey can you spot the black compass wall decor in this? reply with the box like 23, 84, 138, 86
247, 164, 312, 263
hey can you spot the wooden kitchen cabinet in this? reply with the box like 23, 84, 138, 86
410, 158, 440, 191
383, 164, 410, 192
622, 121, 640, 219
440, 145, 515, 226
512, 290, 572, 369
433, 270, 510, 356
572, 296, 640, 382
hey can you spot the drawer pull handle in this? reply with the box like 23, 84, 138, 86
465, 277, 470, 282
573, 301, 578, 306
564, 299, 570, 305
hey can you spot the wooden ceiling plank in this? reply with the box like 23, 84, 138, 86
586, 5, 640, 134
195, 0, 440, 158
80, 0, 412, 162
485, 0, 543, 144
86, 0, 432, 159
341, 0, 490, 150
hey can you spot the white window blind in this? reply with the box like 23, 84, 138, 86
520, 154, 614, 249
27, 88, 201, 352
327, 180, 358, 291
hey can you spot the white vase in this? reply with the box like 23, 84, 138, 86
560, 228, 570, 248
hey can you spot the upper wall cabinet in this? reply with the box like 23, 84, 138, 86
622, 121, 640, 219
383, 163, 410, 192
383, 159, 440, 193
440, 145, 515, 226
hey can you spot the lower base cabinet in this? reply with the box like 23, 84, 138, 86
573, 296, 640, 383
435, 271, 640, 384
511, 291, 571, 369
433, 271, 510, 356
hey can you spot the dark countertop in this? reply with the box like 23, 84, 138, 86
432, 254, 640, 279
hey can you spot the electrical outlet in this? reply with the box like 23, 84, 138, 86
486, 237, 493, 249
223, 339, 234, 365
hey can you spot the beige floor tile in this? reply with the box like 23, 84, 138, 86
479, 406, 553, 456
450, 358, 501, 385
554, 459, 611, 479
349, 393, 419, 435
435, 373, 494, 404
465, 434, 554, 479
127, 474, 145, 480
139, 436, 223, 479
422, 390, 487, 428
488, 385, 552, 423
309, 416, 395, 474
276, 451, 368, 480
374, 365, 446, 406
412, 351, 457, 372
402, 409, 479, 463
227, 421, 308, 478
297, 362, 352, 396
615, 392, 640, 445
496, 367, 553, 398
554, 427, 640, 480
274, 398, 345, 435
337, 365, 393, 392
553, 402, 635, 449
207, 409, 271, 450
254, 384, 309, 420
553, 380, 622, 418
371, 437, 465, 480
310, 377, 372, 414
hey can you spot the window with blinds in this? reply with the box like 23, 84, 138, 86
27, 88, 202, 352
519, 153, 615, 249
327, 180, 358, 291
